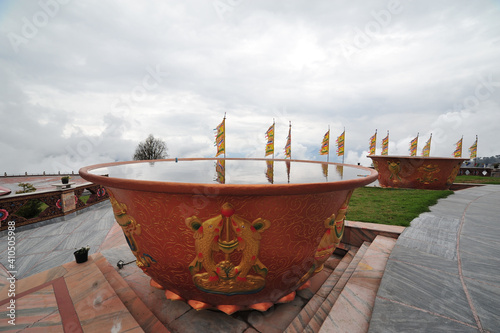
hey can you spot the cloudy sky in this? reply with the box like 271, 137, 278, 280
1, 0, 499, 174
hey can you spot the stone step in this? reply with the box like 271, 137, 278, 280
93, 253, 170, 333
291, 242, 371, 333
0, 254, 144, 332
245, 252, 347, 333
318, 235, 397, 333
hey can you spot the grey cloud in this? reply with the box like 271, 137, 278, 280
1, 0, 499, 174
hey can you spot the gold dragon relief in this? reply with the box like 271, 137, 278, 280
446, 163, 461, 185
185, 203, 271, 296
294, 191, 353, 288
312, 190, 351, 273
108, 190, 157, 272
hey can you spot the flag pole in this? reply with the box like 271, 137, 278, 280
386, 130, 389, 155
289, 121, 292, 160
224, 112, 226, 159
429, 133, 432, 156
475, 135, 478, 164
327, 125, 330, 163
461, 135, 463, 157
342, 127, 345, 164
417, 132, 419, 152
273, 118, 275, 160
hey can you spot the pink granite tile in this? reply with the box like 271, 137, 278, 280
0, 265, 68, 297
284, 296, 324, 333
346, 220, 405, 234
120, 265, 191, 326
99, 222, 127, 252
249, 297, 305, 333
19, 325, 64, 332
344, 221, 404, 247
305, 243, 370, 333
285, 248, 359, 333
29, 310, 64, 332
63, 261, 143, 332
316, 251, 354, 299
324, 254, 343, 270
93, 254, 170, 333
0, 285, 60, 330
0, 264, 12, 290
306, 267, 333, 296
318, 236, 396, 333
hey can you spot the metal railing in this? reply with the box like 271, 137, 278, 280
0, 182, 109, 231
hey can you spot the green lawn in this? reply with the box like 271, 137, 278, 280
347, 187, 454, 227
455, 175, 500, 184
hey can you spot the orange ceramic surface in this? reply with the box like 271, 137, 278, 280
79, 158, 377, 308
368, 155, 467, 190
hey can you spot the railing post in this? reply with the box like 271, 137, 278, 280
60, 190, 76, 213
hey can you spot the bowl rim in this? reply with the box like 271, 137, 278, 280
367, 155, 469, 161
79, 157, 378, 196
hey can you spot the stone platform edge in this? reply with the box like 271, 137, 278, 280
342, 220, 404, 248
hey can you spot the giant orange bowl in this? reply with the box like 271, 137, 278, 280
368, 155, 467, 190
79, 158, 377, 312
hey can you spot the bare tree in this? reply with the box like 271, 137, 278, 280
133, 134, 168, 160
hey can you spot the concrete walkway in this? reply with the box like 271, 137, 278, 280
369, 184, 500, 332
1, 184, 499, 332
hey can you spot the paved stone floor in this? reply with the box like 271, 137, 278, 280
369, 184, 500, 333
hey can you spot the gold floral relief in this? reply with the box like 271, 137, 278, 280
185, 203, 271, 296
417, 164, 440, 184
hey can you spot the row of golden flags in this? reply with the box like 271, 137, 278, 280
213, 116, 347, 184
214, 115, 226, 183
265, 122, 275, 157
367, 130, 390, 156
369, 130, 377, 155
265, 121, 292, 158
216, 115, 350, 161
365, 129, 478, 159
215, 115, 225, 157
381, 133, 389, 155
408, 133, 432, 157
214, 116, 294, 184
409, 133, 419, 156
216, 116, 295, 159
319, 129, 345, 160
312, 126, 346, 179
214, 115, 479, 185
469, 136, 478, 159
454, 135, 478, 158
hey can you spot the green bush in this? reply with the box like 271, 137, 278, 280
15, 182, 37, 194
16, 199, 44, 219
